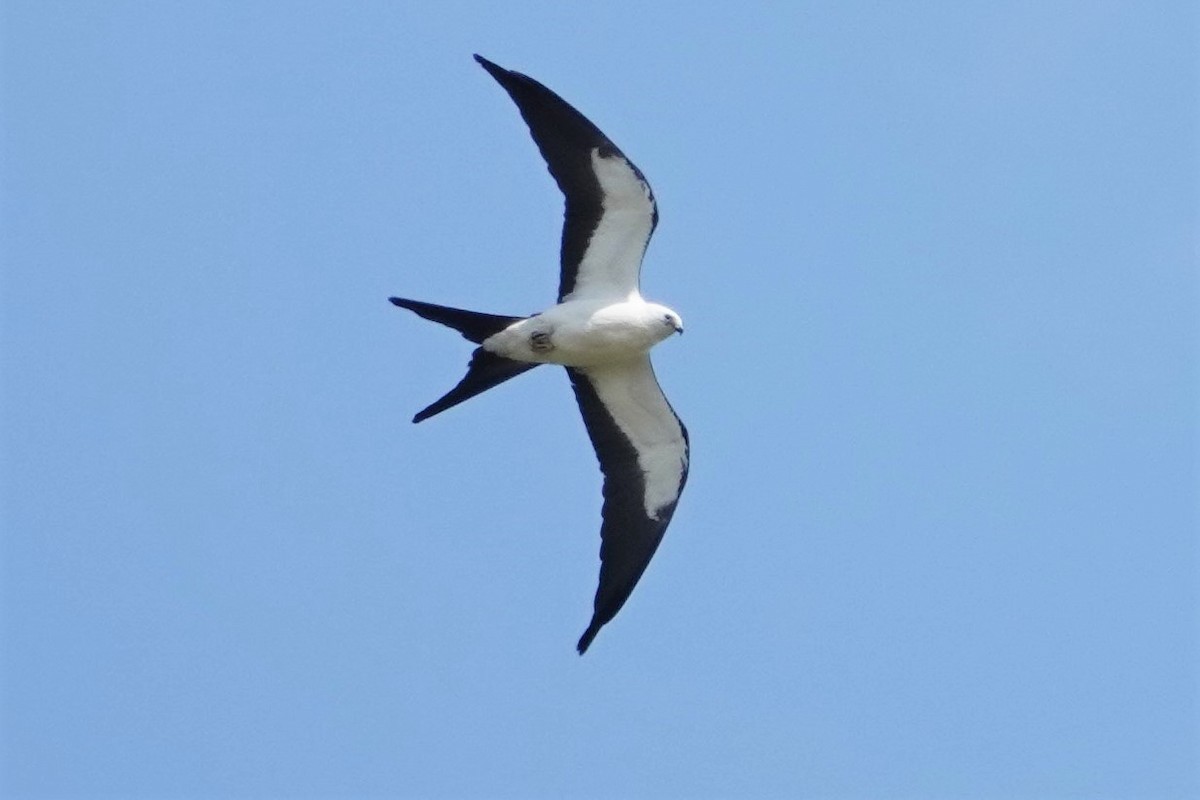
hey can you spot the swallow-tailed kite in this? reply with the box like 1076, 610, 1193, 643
390, 55, 687, 654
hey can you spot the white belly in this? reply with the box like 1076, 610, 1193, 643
483, 298, 670, 368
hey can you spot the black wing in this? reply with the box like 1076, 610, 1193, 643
474, 55, 658, 302
567, 359, 688, 653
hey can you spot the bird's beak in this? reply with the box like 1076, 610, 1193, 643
674, 323, 684, 335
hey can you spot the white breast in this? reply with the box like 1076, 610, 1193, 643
483, 298, 670, 368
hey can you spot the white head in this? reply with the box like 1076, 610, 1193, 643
645, 302, 684, 339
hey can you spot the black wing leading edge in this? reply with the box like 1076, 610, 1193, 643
474, 54, 657, 302
568, 362, 689, 654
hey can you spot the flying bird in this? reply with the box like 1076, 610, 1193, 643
390, 55, 688, 654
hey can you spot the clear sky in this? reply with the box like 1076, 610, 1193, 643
2, 2, 1197, 798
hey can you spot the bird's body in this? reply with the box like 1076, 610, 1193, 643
391, 55, 687, 654
484, 296, 681, 367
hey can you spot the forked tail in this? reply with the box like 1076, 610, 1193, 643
389, 297, 525, 344
389, 297, 537, 423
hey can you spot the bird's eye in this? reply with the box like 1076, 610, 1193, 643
663, 314, 673, 324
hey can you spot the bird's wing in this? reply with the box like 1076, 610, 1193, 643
567, 358, 688, 653
475, 55, 658, 303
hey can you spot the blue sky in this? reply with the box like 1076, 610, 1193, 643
2, 2, 1197, 798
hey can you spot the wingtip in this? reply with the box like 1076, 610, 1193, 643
473, 53, 505, 78
576, 623, 601, 655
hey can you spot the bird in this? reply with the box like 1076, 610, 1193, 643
390, 55, 688, 654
